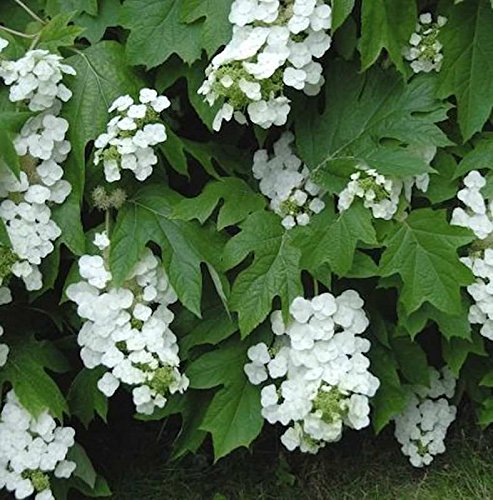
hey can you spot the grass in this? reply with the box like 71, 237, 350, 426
111, 422, 493, 500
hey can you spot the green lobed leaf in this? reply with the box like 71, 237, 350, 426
425, 152, 460, 204
155, 57, 219, 131
0, 110, 34, 178
0, 218, 11, 247
379, 209, 475, 314
120, 0, 203, 68
345, 251, 378, 278
368, 342, 409, 433
46, 0, 98, 16
298, 202, 378, 276
0, 130, 21, 178
332, 0, 356, 31
201, 378, 263, 462
76, 0, 121, 44
438, 0, 493, 141
187, 333, 270, 461
296, 61, 451, 179
110, 185, 227, 317
180, 304, 237, 357
66, 443, 97, 489
358, 0, 416, 74
180, 0, 233, 56
0, 336, 69, 419
68, 367, 108, 427
188, 343, 247, 390
37, 12, 85, 52
390, 336, 429, 386
172, 177, 265, 230
455, 135, 493, 178
160, 128, 233, 178
399, 301, 472, 341
222, 211, 303, 336
55, 41, 141, 255
443, 333, 487, 376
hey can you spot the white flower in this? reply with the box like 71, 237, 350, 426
245, 291, 379, 454
394, 368, 457, 467
290, 296, 313, 323
0, 49, 75, 111
403, 13, 447, 74
213, 103, 234, 131
0, 390, 76, 497
54, 460, 76, 479
253, 132, 325, 228
247, 343, 271, 364
78, 255, 111, 289
95, 88, 169, 183
97, 372, 120, 397
68, 248, 187, 415
199, 0, 332, 129
0, 51, 73, 292
93, 231, 110, 251
0, 342, 9, 367
0, 37, 9, 53
244, 361, 268, 385
337, 166, 428, 221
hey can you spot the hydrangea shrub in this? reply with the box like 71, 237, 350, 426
0, 0, 493, 496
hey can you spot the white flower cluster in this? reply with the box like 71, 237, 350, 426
67, 235, 189, 415
338, 168, 429, 220
245, 291, 380, 453
394, 367, 456, 467
403, 13, 447, 74
0, 329, 8, 368
94, 89, 170, 183
0, 41, 75, 111
0, 287, 12, 368
0, 42, 73, 291
451, 170, 493, 340
0, 390, 76, 500
252, 132, 325, 229
199, 0, 333, 130
451, 171, 493, 239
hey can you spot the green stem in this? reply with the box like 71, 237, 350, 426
28, 31, 40, 50
313, 277, 319, 297
12, 0, 46, 25
103, 210, 111, 262
0, 25, 37, 39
